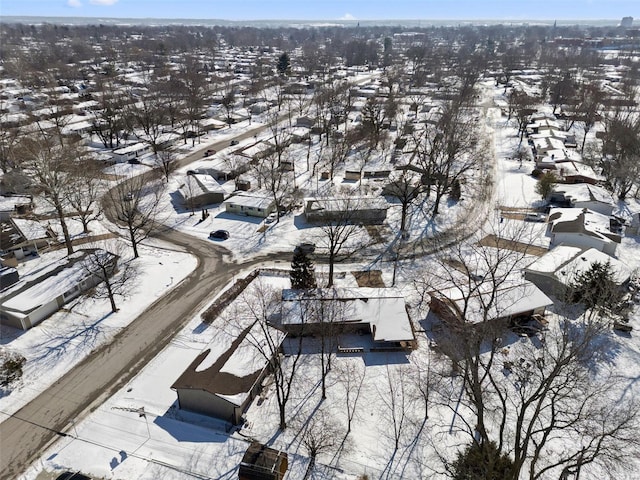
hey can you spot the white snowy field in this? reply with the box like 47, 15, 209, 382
0, 238, 197, 419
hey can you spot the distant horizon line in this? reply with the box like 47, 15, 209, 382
0, 15, 625, 25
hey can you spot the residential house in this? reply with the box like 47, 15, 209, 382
178, 173, 227, 209
223, 193, 276, 218
171, 321, 285, 425
549, 184, 616, 216
280, 288, 417, 351
304, 196, 389, 224
547, 208, 621, 256
0, 249, 117, 330
429, 280, 553, 330
524, 246, 630, 298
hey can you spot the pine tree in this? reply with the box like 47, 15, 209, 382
569, 260, 624, 313
290, 250, 317, 289
277, 52, 290, 76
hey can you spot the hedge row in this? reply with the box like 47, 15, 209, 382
201, 269, 261, 324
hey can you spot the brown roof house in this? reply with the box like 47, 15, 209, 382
171, 321, 285, 425
239, 442, 288, 480
547, 208, 621, 256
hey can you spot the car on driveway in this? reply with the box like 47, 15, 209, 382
294, 242, 316, 255
524, 212, 546, 222
265, 213, 277, 224
209, 229, 230, 240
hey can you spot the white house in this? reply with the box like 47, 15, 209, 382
223, 192, 275, 218
547, 208, 621, 256
0, 249, 117, 330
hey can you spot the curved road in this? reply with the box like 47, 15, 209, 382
0, 85, 497, 478
0, 125, 284, 479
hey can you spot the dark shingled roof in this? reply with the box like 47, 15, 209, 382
171, 321, 267, 402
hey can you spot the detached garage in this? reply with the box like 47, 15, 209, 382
171, 321, 285, 425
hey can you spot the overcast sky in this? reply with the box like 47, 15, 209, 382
1, 0, 636, 21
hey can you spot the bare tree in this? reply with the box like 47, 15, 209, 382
80, 245, 137, 313
104, 172, 166, 258
314, 196, 366, 287
335, 359, 366, 435
384, 170, 424, 234
297, 408, 343, 480
229, 279, 306, 430
250, 150, 294, 223
598, 110, 640, 200
419, 225, 640, 480
156, 148, 176, 183
66, 157, 104, 234
414, 97, 482, 216
20, 136, 76, 254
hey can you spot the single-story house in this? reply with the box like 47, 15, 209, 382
4, 218, 57, 260
223, 192, 275, 218
524, 246, 630, 298
280, 287, 416, 351
0, 195, 33, 221
547, 208, 621, 256
178, 174, 227, 208
549, 184, 616, 216
0, 249, 117, 330
111, 142, 151, 162
296, 116, 316, 128
239, 442, 288, 480
171, 321, 285, 425
304, 196, 389, 224
429, 280, 553, 330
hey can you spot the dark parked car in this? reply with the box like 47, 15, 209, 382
230, 140, 239, 146
209, 229, 230, 240
204, 149, 216, 157
294, 242, 315, 255
56, 472, 91, 480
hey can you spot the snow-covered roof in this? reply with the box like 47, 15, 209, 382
281, 287, 415, 344
171, 320, 285, 407
548, 208, 619, 243
10, 218, 50, 241
224, 192, 274, 210
1, 250, 115, 316
432, 280, 553, 324
0, 195, 32, 212
554, 183, 615, 207
526, 246, 630, 286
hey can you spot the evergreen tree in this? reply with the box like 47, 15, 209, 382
451, 441, 514, 480
569, 260, 624, 314
535, 171, 556, 200
290, 250, 317, 289
277, 52, 290, 76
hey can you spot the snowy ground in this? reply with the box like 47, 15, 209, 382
11, 80, 640, 479
0, 238, 197, 418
